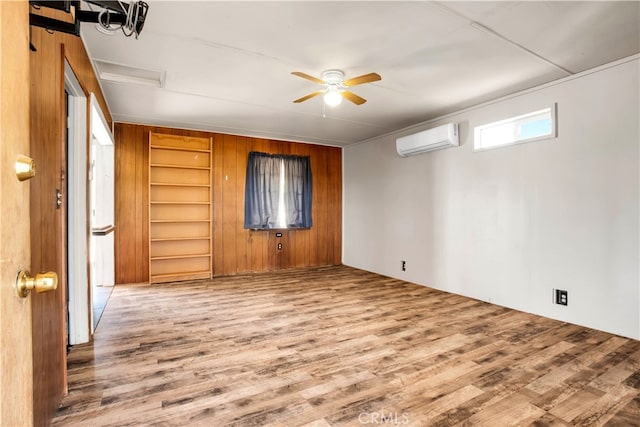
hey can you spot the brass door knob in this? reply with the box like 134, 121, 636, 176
15, 270, 58, 298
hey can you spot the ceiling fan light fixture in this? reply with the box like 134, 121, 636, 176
292, 69, 379, 107
324, 87, 342, 107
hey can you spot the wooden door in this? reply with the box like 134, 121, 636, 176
0, 1, 35, 425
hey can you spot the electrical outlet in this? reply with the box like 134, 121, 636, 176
401, 260, 406, 271
554, 289, 568, 306
277, 242, 283, 250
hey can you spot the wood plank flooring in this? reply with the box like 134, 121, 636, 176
52, 266, 639, 426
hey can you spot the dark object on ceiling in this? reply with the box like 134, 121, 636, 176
29, 0, 148, 42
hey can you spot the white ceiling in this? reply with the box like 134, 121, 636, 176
80, 1, 640, 147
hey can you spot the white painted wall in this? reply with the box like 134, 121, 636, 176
343, 57, 639, 340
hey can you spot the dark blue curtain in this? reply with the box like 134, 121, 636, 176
284, 153, 312, 228
244, 152, 281, 229
244, 151, 312, 229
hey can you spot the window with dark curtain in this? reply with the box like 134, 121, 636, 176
244, 151, 312, 230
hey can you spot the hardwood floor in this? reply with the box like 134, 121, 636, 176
52, 266, 639, 426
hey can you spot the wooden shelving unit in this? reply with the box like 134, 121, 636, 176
149, 133, 212, 283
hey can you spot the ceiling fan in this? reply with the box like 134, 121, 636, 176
291, 69, 381, 107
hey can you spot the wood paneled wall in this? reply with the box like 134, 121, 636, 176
29, 6, 112, 425
115, 123, 342, 284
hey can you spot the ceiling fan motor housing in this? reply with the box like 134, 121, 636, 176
321, 69, 345, 85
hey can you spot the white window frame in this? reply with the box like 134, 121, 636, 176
474, 103, 557, 152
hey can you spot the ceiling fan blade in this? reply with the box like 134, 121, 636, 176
293, 91, 323, 103
342, 91, 367, 105
291, 71, 325, 85
344, 72, 381, 87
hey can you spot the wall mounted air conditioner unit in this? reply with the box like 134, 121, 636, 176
396, 123, 459, 157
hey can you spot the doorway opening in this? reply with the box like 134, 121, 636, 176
65, 61, 90, 345
64, 61, 116, 344
88, 94, 115, 330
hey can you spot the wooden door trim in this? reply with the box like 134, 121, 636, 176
57, 45, 70, 395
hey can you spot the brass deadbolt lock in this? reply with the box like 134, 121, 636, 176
15, 270, 58, 298
15, 155, 36, 181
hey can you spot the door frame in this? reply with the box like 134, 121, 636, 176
65, 60, 90, 345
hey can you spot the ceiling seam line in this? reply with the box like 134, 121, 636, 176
121, 86, 388, 129
430, 1, 574, 76
470, 22, 574, 76
110, 116, 349, 147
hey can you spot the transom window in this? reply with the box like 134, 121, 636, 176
474, 104, 556, 151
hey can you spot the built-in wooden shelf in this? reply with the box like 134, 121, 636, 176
149, 132, 213, 284
147, 271, 211, 283
149, 182, 210, 188
149, 163, 211, 171
150, 219, 211, 223
151, 237, 211, 242
150, 254, 212, 261
149, 144, 211, 153
150, 201, 211, 205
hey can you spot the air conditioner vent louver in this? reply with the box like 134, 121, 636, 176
93, 59, 165, 88
396, 123, 459, 157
